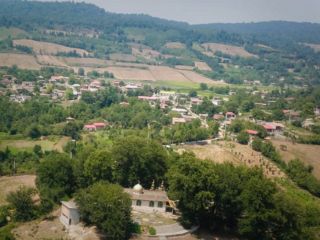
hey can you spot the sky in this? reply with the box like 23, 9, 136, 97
73, 0, 320, 24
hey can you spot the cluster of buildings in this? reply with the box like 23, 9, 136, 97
0, 74, 106, 103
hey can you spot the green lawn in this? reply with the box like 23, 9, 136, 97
0, 135, 70, 152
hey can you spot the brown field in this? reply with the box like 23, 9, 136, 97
178, 69, 223, 84
165, 42, 186, 49
178, 144, 238, 164
175, 65, 194, 70
61, 56, 111, 67
109, 53, 137, 62
194, 61, 212, 71
305, 43, 320, 52
13, 39, 89, 56
0, 175, 36, 205
36, 55, 68, 67
202, 43, 256, 58
272, 139, 320, 179
178, 141, 285, 179
0, 53, 41, 69
106, 66, 155, 81
132, 47, 161, 60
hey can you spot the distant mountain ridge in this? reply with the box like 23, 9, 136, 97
1, 0, 320, 45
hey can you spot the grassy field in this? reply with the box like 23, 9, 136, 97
0, 136, 70, 152
0, 27, 27, 40
202, 42, 256, 58
0, 175, 36, 206
272, 139, 320, 179
13, 39, 89, 56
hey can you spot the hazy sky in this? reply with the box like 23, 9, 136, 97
76, 0, 320, 24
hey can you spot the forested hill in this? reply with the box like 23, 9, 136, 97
2, 0, 320, 46
195, 21, 320, 44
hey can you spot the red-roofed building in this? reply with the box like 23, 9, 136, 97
246, 130, 258, 135
93, 122, 107, 129
83, 124, 96, 131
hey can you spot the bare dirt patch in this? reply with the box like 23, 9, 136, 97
13, 39, 89, 56
272, 139, 320, 179
194, 61, 212, 71
0, 175, 36, 205
165, 42, 186, 49
109, 53, 137, 62
178, 141, 285, 179
36, 55, 68, 67
202, 43, 256, 58
305, 43, 320, 52
0, 53, 41, 70
106, 66, 156, 81
178, 143, 238, 164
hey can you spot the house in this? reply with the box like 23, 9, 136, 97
93, 122, 107, 129
124, 183, 169, 213
83, 124, 97, 131
226, 112, 236, 119
213, 114, 224, 121
246, 130, 258, 136
60, 200, 80, 227
172, 117, 186, 125
262, 122, 284, 134
212, 97, 222, 106
83, 122, 107, 131
190, 97, 203, 106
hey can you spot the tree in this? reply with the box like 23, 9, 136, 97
84, 150, 114, 185
75, 182, 132, 240
237, 131, 250, 145
111, 136, 168, 188
200, 83, 208, 90
78, 68, 85, 76
188, 90, 197, 97
6, 186, 37, 221
36, 152, 75, 202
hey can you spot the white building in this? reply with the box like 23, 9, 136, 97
60, 200, 80, 227
124, 183, 169, 213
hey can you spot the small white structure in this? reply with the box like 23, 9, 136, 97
60, 200, 80, 227
124, 183, 169, 213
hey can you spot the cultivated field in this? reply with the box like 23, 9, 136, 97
0, 27, 27, 40
272, 139, 320, 179
0, 53, 41, 69
62, 57, 111, 67
194, 61, 212, 71
109, 53, 137, 62
305, 43, 320, 52
165, 42, 186, 49
0, 175, 36, 205
36, 55, 68, 67
13, 39, 89, 56
178, 141, 285, 179
202, 43, 256, 58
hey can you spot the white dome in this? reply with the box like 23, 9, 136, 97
133, 183, 143, 193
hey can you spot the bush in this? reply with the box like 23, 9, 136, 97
6, 186, 37, 221
237, 131, 250, 144
0, 206, 9, 227
286, 159, 320, 197
148, 227, 156, 236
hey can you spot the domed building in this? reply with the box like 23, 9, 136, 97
124, 182, 169, 213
